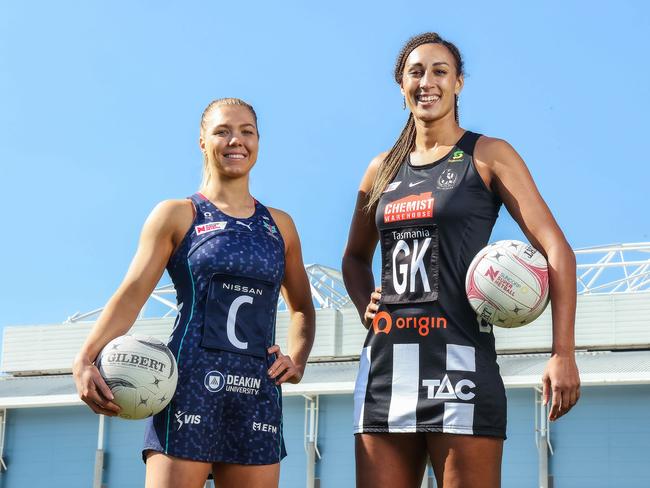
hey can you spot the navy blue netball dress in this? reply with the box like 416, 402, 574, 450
353, 131, 508, 438
143, 192, 286, 464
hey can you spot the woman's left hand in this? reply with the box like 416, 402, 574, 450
542, 354, 581, 421
267, 344, 304, 385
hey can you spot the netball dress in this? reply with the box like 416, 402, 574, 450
353, 131, 507, 438
143, 192, 287, 463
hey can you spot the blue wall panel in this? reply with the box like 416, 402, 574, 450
314, 395, 356, 487
1, 406, 97, 488
1, 385, 648, 487
279, 396, 308, 488
280, 395, 357, 487
502, 388, 537, 488
550, 385, 650, 488
103, 415, 147, 487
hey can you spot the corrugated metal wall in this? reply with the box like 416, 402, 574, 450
493, 293, 650, 352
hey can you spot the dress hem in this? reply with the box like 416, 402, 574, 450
353, 425, 506, 439
142, 446, 285, 465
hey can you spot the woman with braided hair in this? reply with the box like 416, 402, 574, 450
73, 98, 315, 487
342, 33, 580, 487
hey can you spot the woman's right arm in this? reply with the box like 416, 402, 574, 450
72, 199, 193, 415
342, 153, 385, 328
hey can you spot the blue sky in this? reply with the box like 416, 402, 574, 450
1, 0, 649, 330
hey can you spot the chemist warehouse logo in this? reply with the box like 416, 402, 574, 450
372, 311, 447, 337
383, 193, 434, 223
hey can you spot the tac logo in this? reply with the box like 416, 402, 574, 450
252, 421, 278, 434
175, 410, 201, 431
484, 266, 500, 281
449, 150, 464, 162
195, 221, 227, 236
422, 344, 477, 401
372, 311, 447, 337
422, 375, 476, 401
384, 193, 434, 223
204, 370, 226, 393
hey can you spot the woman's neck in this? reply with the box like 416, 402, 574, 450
201, 176, 254, 211
413, 114, 464, 152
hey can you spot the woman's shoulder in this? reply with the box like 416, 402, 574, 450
143, 199, 195, 238
358, 151, 390, 191
266, 206, 294, 229
265, 206, 299, 252
475, 135, 519, 166
368, 150, 389, 172
151, 198, 194, 221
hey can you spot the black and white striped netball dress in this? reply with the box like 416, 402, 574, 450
353, 131, 507, 438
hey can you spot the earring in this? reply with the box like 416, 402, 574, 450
402, 97, 406, 110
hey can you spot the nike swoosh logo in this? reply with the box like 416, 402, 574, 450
408, 180, 427, 187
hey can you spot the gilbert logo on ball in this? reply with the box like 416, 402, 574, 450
96, 335, 178, 420
465, 240, 550, 328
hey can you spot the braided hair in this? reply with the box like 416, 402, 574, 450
365, 33, 464, 211
199, 98, 259, 190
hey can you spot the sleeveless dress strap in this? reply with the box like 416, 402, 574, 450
457, 131, 482, 156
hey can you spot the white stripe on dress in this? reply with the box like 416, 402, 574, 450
388, 343, 420, 432
353, 346, 372, 433
443, 402, 474, 434
446, 344, 476, 372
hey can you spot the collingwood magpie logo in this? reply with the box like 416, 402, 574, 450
436, 168, 458, 190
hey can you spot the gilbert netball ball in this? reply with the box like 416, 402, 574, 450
96, 335, 178, 420
465, 240, 550, 328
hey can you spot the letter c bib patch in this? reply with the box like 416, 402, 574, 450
202, 274, 275, 358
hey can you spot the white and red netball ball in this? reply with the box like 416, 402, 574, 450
465, 240, 550, 328
96, 335, 178, 420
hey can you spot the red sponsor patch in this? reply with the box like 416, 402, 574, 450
384, 192, 434, 223
195, 221, 227, 235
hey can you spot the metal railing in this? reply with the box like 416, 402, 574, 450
66, 263, 350, 323
575, 242, 650, 294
